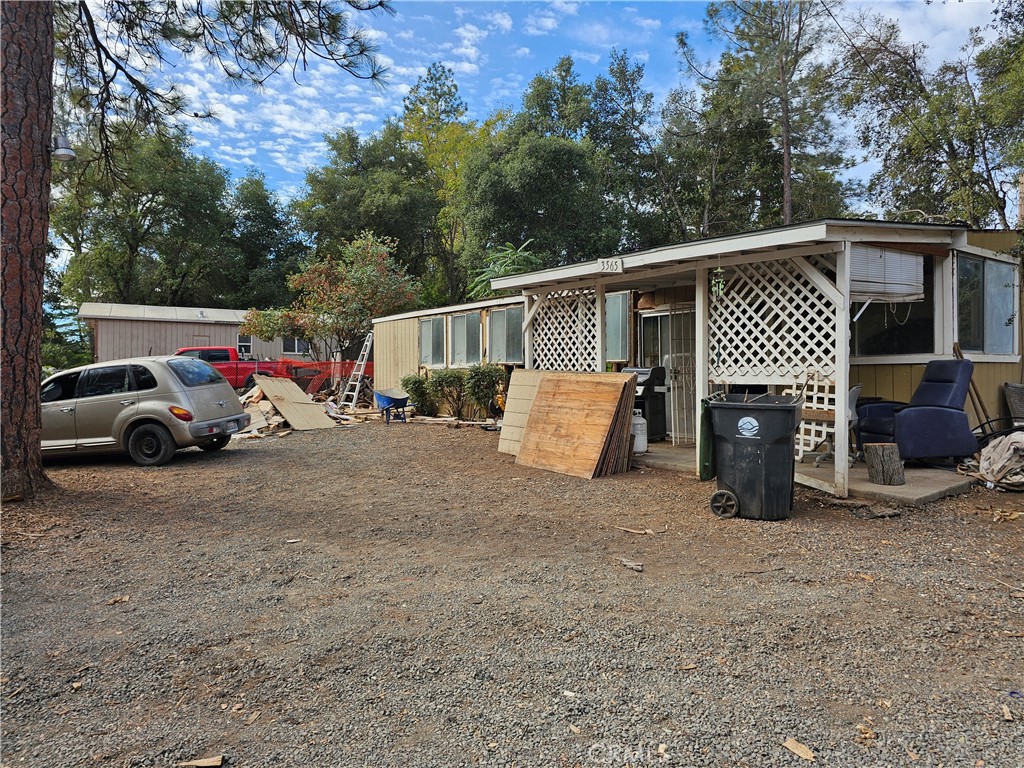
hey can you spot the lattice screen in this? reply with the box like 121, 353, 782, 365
783, 375, 837, 460
709, 255, 841, 457
708, 257, 837, 383
532, 289, 599, 371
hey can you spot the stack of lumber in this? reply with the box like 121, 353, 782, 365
503, 369, 638, 479
235, 375, 348, 437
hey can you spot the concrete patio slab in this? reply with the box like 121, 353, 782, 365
631, 440, 976, 506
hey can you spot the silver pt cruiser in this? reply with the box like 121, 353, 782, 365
41, 356, 251, 466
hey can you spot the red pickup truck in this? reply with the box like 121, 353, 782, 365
172, 346, 314, 390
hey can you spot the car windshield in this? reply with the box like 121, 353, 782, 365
168, 358, 226, 387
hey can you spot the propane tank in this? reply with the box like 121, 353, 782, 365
631, 409, 648, 454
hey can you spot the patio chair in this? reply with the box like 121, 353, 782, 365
1006, 382, 1024, 427
856, 359, 978, 461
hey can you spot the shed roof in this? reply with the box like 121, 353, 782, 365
373, 294, 524, 324
78, 303, 246, 324
490, 218, 971, 293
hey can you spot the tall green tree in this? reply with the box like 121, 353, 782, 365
241, 231, 417, 361
590, 50, 681, 249
402, 63, 498, 305
222, 172, 308, 310
293, 122, 438, 277
2, 0, 392, 500
839, 13, 1021, 227
660, 82, 785, 238
681, 1, 848, 225
41, 260, 92, 371
51, 127, 234, 307
519, 56, 592, 140
462, 57, 618, 270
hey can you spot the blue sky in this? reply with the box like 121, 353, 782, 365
172, 0, 1001, 201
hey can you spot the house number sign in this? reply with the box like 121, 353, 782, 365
599, 258, 624, 273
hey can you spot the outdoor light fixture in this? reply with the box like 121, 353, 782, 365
51, 134, 76, 162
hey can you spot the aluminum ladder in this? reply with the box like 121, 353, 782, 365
338, 331, 373, 411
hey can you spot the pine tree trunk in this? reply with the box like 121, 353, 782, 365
1, 1, 56, 501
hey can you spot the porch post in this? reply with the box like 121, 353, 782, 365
695, 266, 709, 478
595, 283, 606, 372
833, 243, 852, 497
523, 292, 535, 370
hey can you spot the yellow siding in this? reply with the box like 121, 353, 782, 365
372, 318, 420, 391
851, 360, 1023, 427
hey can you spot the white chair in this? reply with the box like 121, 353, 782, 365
814, 384, 863, 467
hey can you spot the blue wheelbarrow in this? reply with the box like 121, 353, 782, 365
374, 388, 410, 424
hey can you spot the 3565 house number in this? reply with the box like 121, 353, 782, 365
598, 258, 623, 273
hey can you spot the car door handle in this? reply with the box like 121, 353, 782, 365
60, 406, 75, 413
119, 399, 136, 406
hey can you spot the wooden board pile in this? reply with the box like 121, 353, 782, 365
235, 375, 351, 438
500, 369, 638, 479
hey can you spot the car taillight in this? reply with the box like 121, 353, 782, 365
168, 406, 194, 422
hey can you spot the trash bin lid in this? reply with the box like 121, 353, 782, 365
706, 394, 803, 409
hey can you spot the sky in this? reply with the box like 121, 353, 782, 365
170, 0, 1004, 202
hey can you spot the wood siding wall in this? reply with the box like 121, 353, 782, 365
373, 318, 420, 391
851, 361, 1022, 426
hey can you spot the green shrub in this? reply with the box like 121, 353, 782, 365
426, 367, 469, 419
465, 363, 506, 417
400, 372, 439, 417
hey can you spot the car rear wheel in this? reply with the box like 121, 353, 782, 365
128, 423, 177, 466
199, 435, 230, 452
242, 375, 256, 391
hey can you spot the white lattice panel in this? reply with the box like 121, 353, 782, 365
784, 375, 836, 460
708, 258, 837, 383
532, 290, 599, 371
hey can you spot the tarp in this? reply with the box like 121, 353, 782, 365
958, 431, 1024, 491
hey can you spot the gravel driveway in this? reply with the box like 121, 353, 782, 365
2, 423, 1022, 767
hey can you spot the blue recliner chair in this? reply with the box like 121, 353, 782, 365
857, 359, 978, 461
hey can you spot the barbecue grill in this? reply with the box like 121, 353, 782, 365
622, 366, 667, 441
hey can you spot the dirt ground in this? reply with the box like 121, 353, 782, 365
2, 422, 1023, 767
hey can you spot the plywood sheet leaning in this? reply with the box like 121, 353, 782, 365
252, 375, 337, 430
596, 373, 639, 477
515, 372, 636, 479
498, 369, 550, 456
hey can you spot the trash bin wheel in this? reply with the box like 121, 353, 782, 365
709, 489, 740, 519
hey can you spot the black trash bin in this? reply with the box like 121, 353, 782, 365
705, 394, 803, 521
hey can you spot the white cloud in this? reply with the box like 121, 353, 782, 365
571, 50, 601, 66
489, 12, 513, 33
453, 45, 481, 61
360, 27, 391, 44
634, 17, 661, 32
456, 23, 488, 46
573, 22, 613, 46
846, 1, 998, 70
488, 73, 525, 103
525, 13, 559, 35
514, 46, 532, 59
446, 60, 481, 76
551, 1, 580, 16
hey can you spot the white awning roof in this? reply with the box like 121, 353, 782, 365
490, 219, 967, 294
